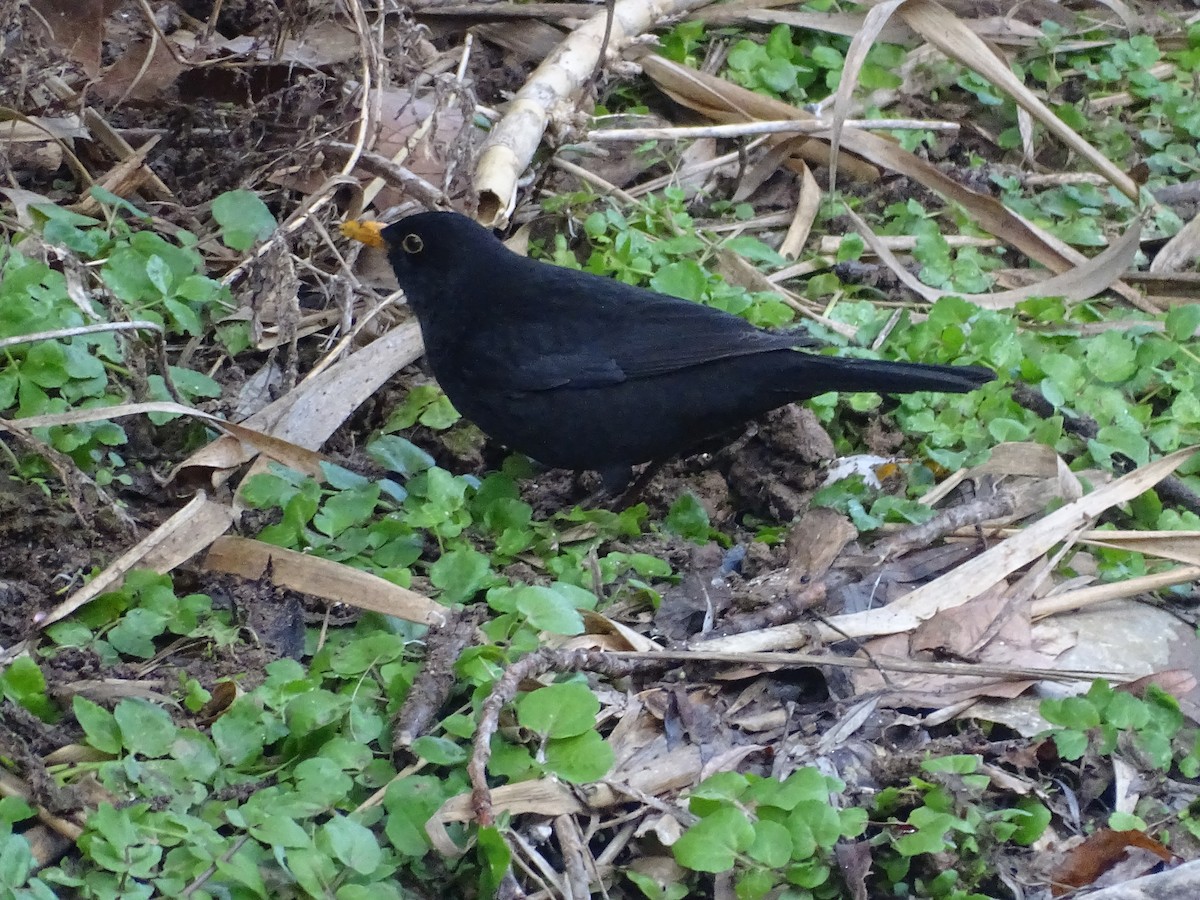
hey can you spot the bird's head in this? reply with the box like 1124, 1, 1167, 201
342, 211, 503, 316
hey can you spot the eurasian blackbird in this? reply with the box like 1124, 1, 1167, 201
347, 211, 995, 490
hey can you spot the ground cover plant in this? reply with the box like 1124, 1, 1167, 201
1, 0, 1200, 897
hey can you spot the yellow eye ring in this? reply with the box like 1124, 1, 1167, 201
401, 234, 424, 254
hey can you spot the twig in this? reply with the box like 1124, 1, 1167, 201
588, 118, 959, 142
1011, 382, 1200, 519
219, 0, 379, 289
322, 143, 448, 209
469, 649, 663, 825
588, 0, 617, 86
868, 491, 1017, 562
393, 607, 484, 754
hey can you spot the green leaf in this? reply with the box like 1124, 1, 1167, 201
747, 819, 792, 868
1094, 425, 1150, 465
1041, 696, 1100, 729
429, 547, 492, 603
418, 395, 461, 429
410, 735, 468, 765
476, 826, 513, 898
810, 45, 843, 70
649, 260, 707, 301
322, 815, 381, 875
1165, 303, 1200, 341
1, 656, 53, 720
1051, 728, 1089, 760
673, 806, 755, 873
107, 607, 167, 658
211, 190, 276, 251
758, 57, 799, 93
544, 730, 614, 783
211, 696, 267, 766
1108, 810, 1147, 831
166, 366, 222, 400
368, 434, 435, 475
88, 185, 149, 218
284, 689, 346, 735
145, 254, 173, 295
73, 696, 122, 754
785, 800, 842, 857
921, 754, 981, 775
1084, 331, 1138, 383
512, 584, 585, 635
249, 814, 310, 849
664, 492, 711, 543
1010, 798, 1051, 845
23, 342, 70, 388
384, 776, 447, 857
314, 483, 381, 537
113, 698, 177, 757
516, 682, 598, 738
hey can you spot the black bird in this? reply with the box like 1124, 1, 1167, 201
346, 211, 995, 491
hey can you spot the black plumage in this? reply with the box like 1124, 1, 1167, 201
365, 211, 995, 490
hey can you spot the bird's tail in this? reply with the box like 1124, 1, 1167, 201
787, 354, 996, 396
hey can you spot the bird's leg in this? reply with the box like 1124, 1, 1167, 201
574, 463, 652, 510
599, 465, 634, 495
588, 461, 663, 510
620, 460, 664, 502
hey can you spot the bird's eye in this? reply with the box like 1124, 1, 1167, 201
401, 234, 424, 254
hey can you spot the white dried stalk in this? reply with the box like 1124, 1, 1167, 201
473, 0, 715, 224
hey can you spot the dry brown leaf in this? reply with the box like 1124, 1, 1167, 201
93, 36, 188, 103
174, 322, 424, 484
427, 781, 585, 855
845, 205, 1143, 308
819, 445, 1200, 642
827, 0, 905, 194
899, 0, 1137, 199
18, 400, 325, 479
639, 54, 1077, 274
203, 536, 446, 626
779, 161, 820, 259
28, 0, 117, 76
1050, 829, 1178, 896
1149, 209, 1200, 274
37, 494, 234, 629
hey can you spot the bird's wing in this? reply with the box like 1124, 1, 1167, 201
465, 260, 820, 392
495, 295, 817, 391
609, 297, 817, 379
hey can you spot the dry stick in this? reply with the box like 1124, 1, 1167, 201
0, 417, 135, 532
698, 577, 833, 638
588, 118, 958, 141
608, 649, 1116, 682
626, 137, 770, 198
469, 649, 665, 825
1011, 382, 1200, 518
414, 2, 601, 17
1032, 565, 1200, 619
180, 835, 252, 897
219, 0, 378, 290
392, 607, 484, 754
360, 32, 474, 209
588, 0, 618, 87
474, 0, 717, 223
867, 491, 1018, 562
322, 143, 447, 209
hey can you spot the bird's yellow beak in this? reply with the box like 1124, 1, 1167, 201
341, 219, 386, 249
